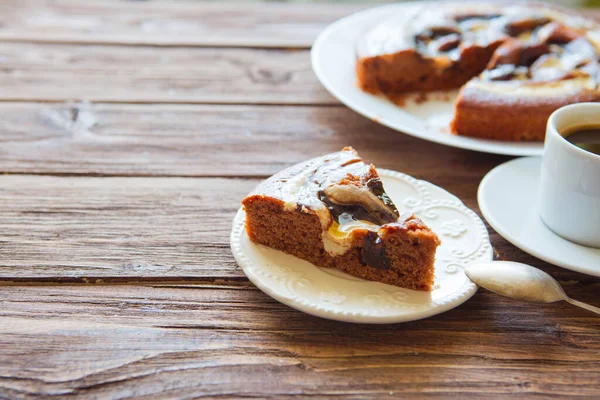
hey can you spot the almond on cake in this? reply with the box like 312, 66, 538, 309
242, 147, 440, 291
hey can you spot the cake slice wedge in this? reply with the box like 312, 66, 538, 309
242, 147, 440, 291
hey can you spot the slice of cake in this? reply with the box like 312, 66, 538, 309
242, 147, 440, 291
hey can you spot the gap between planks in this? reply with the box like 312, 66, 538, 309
0, 171, 273, 180
0, 99, 344, 107
0, 278, 255, 288
0, 37, 314, 50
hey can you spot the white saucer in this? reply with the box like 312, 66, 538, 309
231, 169, 492, 324
478, 157, 600, 277
311, 2, 543, 156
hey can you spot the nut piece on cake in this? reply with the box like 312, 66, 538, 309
241, 147, 440, 291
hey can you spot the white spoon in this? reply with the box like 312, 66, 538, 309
465, 261, 600, 315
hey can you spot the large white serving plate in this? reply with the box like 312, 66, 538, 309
311, 2, 544, 156
231, 169, 493, 324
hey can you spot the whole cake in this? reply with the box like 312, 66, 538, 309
242, 147, 440, 291
356, 3, 600, 141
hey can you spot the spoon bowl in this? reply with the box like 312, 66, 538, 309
465, 261, 600, 315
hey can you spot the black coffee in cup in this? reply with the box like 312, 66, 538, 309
563, 125, 600, 155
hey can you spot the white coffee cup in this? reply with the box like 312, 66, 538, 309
539, 103, 600, 248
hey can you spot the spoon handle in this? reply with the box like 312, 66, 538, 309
565, 297, 600, 316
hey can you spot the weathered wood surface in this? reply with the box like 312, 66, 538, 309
0, 175, 255, 281
0, 102, 508, 177
1, 1, 600, 398
0, 1, 369, 48
1, 0, 598, 49
0, 43, 335, 104
1, 284, 599, 399
0, 173, 597, 287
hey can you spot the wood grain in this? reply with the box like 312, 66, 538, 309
0, 102, 509, 178
0, 284, 599, 399
0, 0, 368, 48
2, 1, 600, 398
1, 1, 599, 50
0, 175, 256, 281
0, 43, 335, 104
0, 172, 598, 287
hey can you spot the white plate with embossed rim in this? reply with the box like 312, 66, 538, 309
231, 169, 492, 324
311, 2, 544, 157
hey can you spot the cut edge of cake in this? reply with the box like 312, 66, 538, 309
450, 77, 600, 141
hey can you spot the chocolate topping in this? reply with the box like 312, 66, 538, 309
489, 41, 550, 69
520, 43, 551, 67
454, 13, 502, 23
361, 231, 391, 270
504, 17, 550, 37
416, 26, 461, 43
436, 34, 461, 52
538, 22, 581, 45
366, 178, 398, 215
318, 190, 379, 225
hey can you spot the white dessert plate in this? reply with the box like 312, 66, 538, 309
231, 169, 492, 324
478, 157, 600, 277
311, 2, 544, 157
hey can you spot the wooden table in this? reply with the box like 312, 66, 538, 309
0, 1, 599, 398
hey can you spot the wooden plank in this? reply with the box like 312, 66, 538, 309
0, 98, 519, 283
0, 1, 598, 49
0, 3, 597, 398
0, 43, 335, 104
0, 1, 369, 48
0, 284, 599, 398
0, 101, 592, 282
0, 175, 256, 281
0, 173, 598, 284
0, 102, 507, 178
